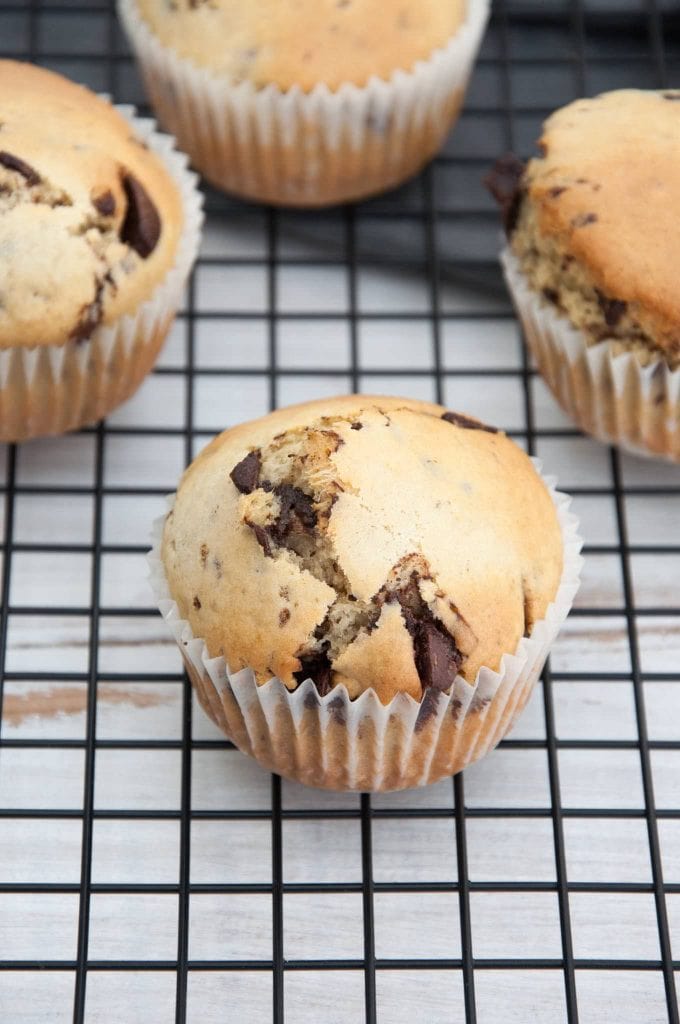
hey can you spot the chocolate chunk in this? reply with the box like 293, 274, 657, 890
571, 212, 598, 228
93, 189, 116, 216
193, 596, 201, 610
350, 422, 363, 431
663, 92, 680, 101
414, 621, 463, 693
394, 573, 463, 694
120, 172, 161, 258
271, 484, 317, 540
69, 277, 104, 343
548, 186, 567, 199
279, 608, 291, 626
248, 522, 274, 557
294, 652, 333, 697
483, 153, 525, 234
542, 287, 559, 305
230, 450, 261, 494
244, 481, 315, 557
596, 290, 627, 328
0, 151, 40, 186
441, 411, 498, 434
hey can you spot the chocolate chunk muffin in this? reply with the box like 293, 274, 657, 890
487, 90, 680, 461
119, 0, 489, 206
0, 60, 201, 442
152, 396, 581, 790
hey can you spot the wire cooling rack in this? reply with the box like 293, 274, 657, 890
1, 2, 680, 1022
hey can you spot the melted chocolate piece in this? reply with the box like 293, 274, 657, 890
441, 411, 498, 434
596, 290, 627, 328
394, 573, 463, 694
350, 422, 363, 430
483, 153, 525, 234
0, 151, 40, 186
120, 173, 161, 258
69, 277, 104, 343
271, 484, 317, 540
542, 287, 559, 305
414, 620, 463, 692
230, 450, 261, 494
93, 189, 116, 216
294, 652, 333, 697
244, 480, 316, 558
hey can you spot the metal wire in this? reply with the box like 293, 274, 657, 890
0, 2, 679, 1022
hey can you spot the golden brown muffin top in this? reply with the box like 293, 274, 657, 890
134, 0, 467, 91
162, 395, 563, 705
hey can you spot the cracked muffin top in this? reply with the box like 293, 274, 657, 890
0, 60, 183, 349
162, 395, 563, 705
487, 90, 680, 366
134, 0, 466, 92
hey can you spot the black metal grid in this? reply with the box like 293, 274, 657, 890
0, 1, 679, 1022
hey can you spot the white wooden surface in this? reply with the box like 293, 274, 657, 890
1, 217, 680, 1024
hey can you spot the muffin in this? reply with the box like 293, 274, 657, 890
118, 0, 489, 207
149, 395, 582, 791
0, 60, 202, 442
487, 90, 680, 462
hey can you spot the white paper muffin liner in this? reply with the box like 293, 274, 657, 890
502, 247, 680, 462
118, 0, 489, 207
0, 105, 203, 443
148, 467, 582, 792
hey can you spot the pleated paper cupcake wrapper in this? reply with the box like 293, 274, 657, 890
502, 247, 680, 463
118, 0, 489, 207
0, 106, 203, 444
148, 469, 582, 792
